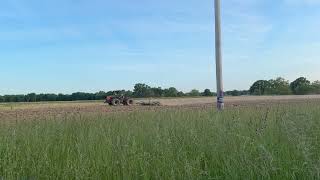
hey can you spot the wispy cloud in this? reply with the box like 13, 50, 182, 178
221, 0, 273, 62
0, 0, 319, 93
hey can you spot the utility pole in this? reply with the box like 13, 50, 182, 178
214, 0, 224, 110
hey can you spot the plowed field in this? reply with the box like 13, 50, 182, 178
1, 95, 320, 120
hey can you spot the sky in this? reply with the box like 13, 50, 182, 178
0, 0, 320, 94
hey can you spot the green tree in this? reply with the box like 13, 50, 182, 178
45, 94, 58, 101
268, 77, 291, 95
57, 94, 71, 101
188, 89, 200, 96
71, 92, 93, 101
25, 93, 37, 102
177, 91, 185, 97
228, 90, 241, 96
249, 80, 272, 95
95, 91, 107, 100
10, 95, 25, 102
312, 81, 320, 94
151, 87, 163, 97
290, 77, 312, 95
163, 87, 178, 97
227, 90, 249, 96
202, 89, 213, 96
133, 83, 153, 98
124, 90, 133, 97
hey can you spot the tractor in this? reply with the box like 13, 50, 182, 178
105, 95, 134, 106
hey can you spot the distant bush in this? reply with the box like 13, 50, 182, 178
188, 89, 201, 97
202, 89, 214, 96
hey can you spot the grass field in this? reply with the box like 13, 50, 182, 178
0, 99, 320, 179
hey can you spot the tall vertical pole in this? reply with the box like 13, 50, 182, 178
214, 0, 224, 110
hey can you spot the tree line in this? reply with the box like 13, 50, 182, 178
0, 77, 319, 103
249, 77, 320, 95
0, 84, 219, 103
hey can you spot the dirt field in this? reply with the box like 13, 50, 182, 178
150, 95, 320, 106
1, 95, 320, 120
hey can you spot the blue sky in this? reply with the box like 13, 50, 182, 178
0, 0, 319, 94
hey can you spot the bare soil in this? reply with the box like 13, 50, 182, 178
154, 95, 320, 106
1, 95, 320, 120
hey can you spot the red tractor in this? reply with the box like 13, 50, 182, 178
105, 95, 134, 106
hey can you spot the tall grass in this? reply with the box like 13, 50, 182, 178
0, 103, 319, 179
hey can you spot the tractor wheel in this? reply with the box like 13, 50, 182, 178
125, 99, 134, 106
111, 98, 121, 106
